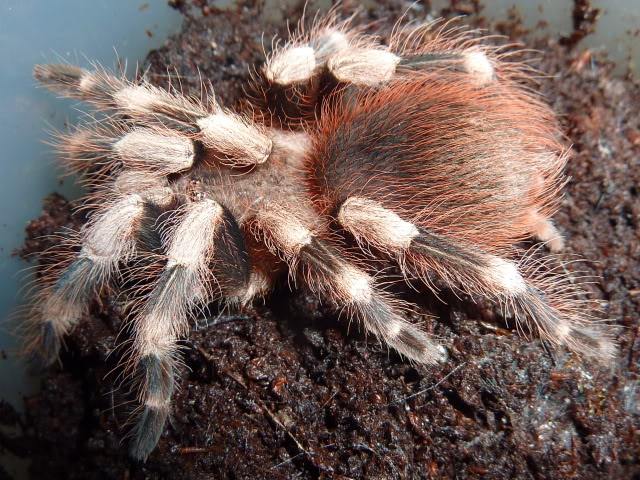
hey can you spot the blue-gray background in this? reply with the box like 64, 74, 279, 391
0, 1, 183, 476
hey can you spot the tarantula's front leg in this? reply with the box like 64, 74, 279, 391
337, 197, 616, 360
25, 182, 170, 365
129, 199, 249, 461
34, 64, 272, 168
255, 205, 446, 364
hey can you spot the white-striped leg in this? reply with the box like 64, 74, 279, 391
255, 206, 445, 364
263, 15, 359, 87
391, 50, 496, 85
388, 21, 502, 85
264, 24, 498, 89
528, 211, 565, 252
34, 65, 273, 168
129, 199, 225, 461
26, 191, 158, 365
262, 17, 496, 87
326, 46, 498, 87
56, 124, 196, 177
337, 197, 616, 360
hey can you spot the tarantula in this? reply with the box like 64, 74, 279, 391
26, 12, 615, 461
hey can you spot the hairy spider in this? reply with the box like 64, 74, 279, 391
25, 12, 615, 461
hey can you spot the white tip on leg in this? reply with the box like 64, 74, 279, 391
265, 46, 317, 85
530, 214, 565, 252
77, 71, 108, 96
386, 320, 403, 338
257, 209, 313, 255
82, 194, 145, 264
482, 257, 527, 295
544, 235, 565, 253
337, 266, 373, 304
554, 322, 572, 342
463, 51, 495, 85
114, 129, 195, 174
197, 112, 272, 166
338, 197, 420, 251
596, 336, 618, 360
114, 85, 163, 115
166, 200, 224, 269
328, 49, 400, 86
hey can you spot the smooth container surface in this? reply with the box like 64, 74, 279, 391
0, 1, 182, 477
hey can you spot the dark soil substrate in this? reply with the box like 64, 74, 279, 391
4, 1, 639, 479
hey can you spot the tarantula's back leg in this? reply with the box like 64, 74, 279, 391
255, 12, 396, 126
34, 64, 272, 168
336, 197, 616, 360
128, 199, 250, 460
24, 180, 171, 365
257, 16, 506, 127
527, 209, 565, 252
307, 74, 612, 360
254, 205, 445, 364
323, 32, 497, 88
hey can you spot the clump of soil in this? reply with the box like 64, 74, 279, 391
5, 1, 639, 479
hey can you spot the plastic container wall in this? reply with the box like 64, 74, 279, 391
0, 2, 183, 477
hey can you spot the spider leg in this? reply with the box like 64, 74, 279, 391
327, 19, 527, 88
260, 21, 500, 123
322, 41, 502, 90
26, 183, 170, 365
386, 22, 504, 86
34, 65, 273, 168
337, 197, 616, 360
394, 51, 494, 82
262, 18, 497, 88
128, 199, 249, 460
239, 232, 285, 305
254, 205, 446, 364
265, 28, 401, 88
57, 123, 196, 177
528, 211, 565, 252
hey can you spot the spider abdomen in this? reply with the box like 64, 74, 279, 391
306, 75, 564, 250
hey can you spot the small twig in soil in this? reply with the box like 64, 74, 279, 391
390, 362, 467, 406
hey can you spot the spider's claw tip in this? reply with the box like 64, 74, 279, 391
435, 344, 449, 363
25, 322, 61, 372
129, 406, 167, 462
33, 63, 83, 86
571, 326, 618, 363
